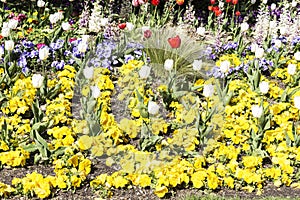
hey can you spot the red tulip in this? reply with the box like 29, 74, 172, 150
151, 0, 159, 6
118, 23, 126, 29
208, 6, 213, 11
235, 11, 241, 16
212, 6, 219, 12
168, 35, 181, 48
176, 0, 184, 5
144, 30, 152, 38
226, 0, 231, 3
232, 0, 238, 4
215, 9, 222, 16
37, 43, 46, 50
210, 0, 216, 4
69, 38, 77, 43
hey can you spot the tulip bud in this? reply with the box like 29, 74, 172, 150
39, 46, 49, 60
148, 101, 160, 115
255, 47, 264, 59
294, 96, 300, 109
61, 22, 71, 31
168, 35, 181, 48
287, 64, 297, 75
1, 28, 10, 37
78, 42, 88, 53
294, 51, 300, 61
164, 59, 174, 71
203, 84, 214, 98
32, 74, 44, 88
4, 40, 14, 51
37, 0, 45, 7
90, 85, 101, 98
192, 59, 202, 71
139, 65, 151, 79
219, 60, 231, 73
83, 67, 94, 79
259, 81, 269, 94
251, 105, 263, 118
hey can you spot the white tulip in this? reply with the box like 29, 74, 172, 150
61, 22, 71, 31
78, 42, 88, 53
49, 13, 59, 24
32, 74, 44, 88
251, 0, 256, 4
219, 60, 231, 73
259, 81, 269, 94
294, 96, 300, 109
292, 0, 297, 7
287, 64, 297, 75
37, 0, 45, 7
4, 40, 14, 51
294, 51, 300, 61
83, 67, 94, 79
39, 46, 49, 60
8, 19, 18, 29
280, 26, 287, 35
269, 21, 277, 29
100, 18, 109, 26
196, 27, 205, 36
255, 47, 264, 58
270, 3, 276, 10
139, 65, 151, 79
148, 101, 160, 115
203, 84, 214, 98
192, 59, 202, 71
90, 85, 101, 98
240, 22, 249, 32
1, 28, 10, 37
262, 0, 268, 4
274, 39, 282, 48
164, 59, 174, 71
57, 11, 64, 20
126, 22, 134, 31
251, 105, 263, 118
81, 35, 90, 43
250, 43, 258, 53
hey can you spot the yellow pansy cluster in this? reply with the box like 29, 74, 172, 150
0, 181, 15, 198
0, 147, 30, 167
2, 76, 36, 115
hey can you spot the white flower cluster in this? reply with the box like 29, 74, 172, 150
253, 5, 271, 45
1, 18, 19, 38
49, 11, 64, 24
88, 1, 108, 33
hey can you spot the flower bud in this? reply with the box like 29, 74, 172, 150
139, 65, 151, 79
251, 105, 263, 118
32, 74, 44, 88
148, 101, 160, 115
164, 59, 174, 71
39, 46, 49, 60
4, 40, 14, 51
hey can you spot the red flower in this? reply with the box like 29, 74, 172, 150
208, 6, 213, 11
168, 35, 181, 49
118, 23, 126, 29
232, 0, 238, 4
215, 9, 222, 16
226, 0, 231, 3
176, 0, 184, 5
212, 6, 219, 12
37, 43, 46, 50
235, 11, 241, 16
69, 38, 77, 43
210, 0, 216, 4
144, 30, 152, 38
151, 0, 159, 6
